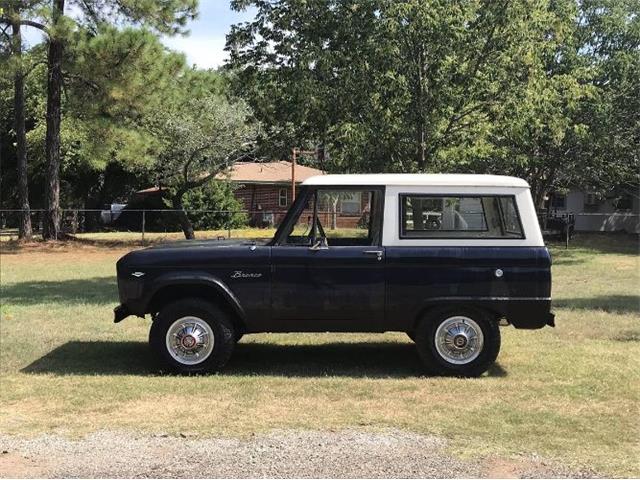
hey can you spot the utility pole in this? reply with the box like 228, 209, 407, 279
291, 147, 317, 201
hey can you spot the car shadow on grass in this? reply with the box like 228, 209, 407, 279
21, 340, 508, 378
1, 277, 117, 305
553, 295, 640, 314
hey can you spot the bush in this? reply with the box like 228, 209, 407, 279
182, 181, 248, 230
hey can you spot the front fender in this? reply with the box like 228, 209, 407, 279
137, 271, 246, 321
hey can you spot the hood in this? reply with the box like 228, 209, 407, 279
144, 238, 268, 250
116, 237, 270, 271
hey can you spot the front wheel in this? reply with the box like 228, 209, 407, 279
414, 308, 500, 377
149, 298, 235, 374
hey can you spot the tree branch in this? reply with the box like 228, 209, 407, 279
0, 24, 11, 43
179, 152, 254, 195
0, 17, 50, 35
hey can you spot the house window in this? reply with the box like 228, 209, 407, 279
584, 193, 599, 206
278, 188, 288, 208
339, 192, 362, 215
551, 193, 566, 209
615, 194, 632, 211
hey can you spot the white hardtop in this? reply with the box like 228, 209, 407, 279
303, 173, 529, 188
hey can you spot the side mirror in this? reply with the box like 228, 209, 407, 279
309, 237, 329, 251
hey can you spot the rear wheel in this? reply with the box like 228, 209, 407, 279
149, 298, 235, 374
414, 308, 500, 377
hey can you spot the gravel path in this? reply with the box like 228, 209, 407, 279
0, 429, 597, 478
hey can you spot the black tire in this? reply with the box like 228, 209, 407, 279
149, 298, 235, 374
414, 307, 500, 377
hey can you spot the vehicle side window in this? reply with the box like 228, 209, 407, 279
317, 189, 376, 246
283, 194, 316, 245
499, 196, 523, 236
281, 188, 382, 246
400, 195, 524, 239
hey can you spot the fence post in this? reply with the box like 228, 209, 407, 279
141, 209, 146, 244
71, 209, 78, 234
227, 211, 231, 239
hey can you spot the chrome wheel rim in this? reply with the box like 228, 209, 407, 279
165, 316, 214, 365
434, 316, 484, 365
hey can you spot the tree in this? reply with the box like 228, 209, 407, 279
0, 0, 198, 239
228, 0, 639, 202
227, 0, 547, 172
148, 71, 255, 239
0, 1, 44, 239
472, 0, 639, 205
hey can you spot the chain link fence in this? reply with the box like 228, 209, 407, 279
0, 209, 637, 243
0, 207, 373, 242
0, 208, 286, 242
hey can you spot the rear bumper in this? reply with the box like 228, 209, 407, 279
546, 312, 556, 327
427, 297, 555, 329
504, 299, 555, 329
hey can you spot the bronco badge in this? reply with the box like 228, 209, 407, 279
231, 270, 262, 279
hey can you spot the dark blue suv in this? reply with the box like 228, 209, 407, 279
114, 174, 554, 377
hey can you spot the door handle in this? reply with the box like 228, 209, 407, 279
363, 250, 383, 261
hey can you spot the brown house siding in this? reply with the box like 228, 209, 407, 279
234, 183, 371, 229
235, 183, 293, 226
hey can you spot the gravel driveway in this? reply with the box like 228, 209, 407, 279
0, 429, 596, 478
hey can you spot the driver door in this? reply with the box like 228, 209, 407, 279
270, 187, 386, 332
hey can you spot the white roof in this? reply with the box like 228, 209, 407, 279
303, 173, 529, 188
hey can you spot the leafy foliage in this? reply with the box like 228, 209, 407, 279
144, 69, 256, 237
182, 181, 248, 230
227, 0, 640, 199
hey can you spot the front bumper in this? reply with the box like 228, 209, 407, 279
114, 304, 131, 323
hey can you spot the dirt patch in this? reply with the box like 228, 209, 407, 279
0, 451, 52, 478
0, 429, 597, 479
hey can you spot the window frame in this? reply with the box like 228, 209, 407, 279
338, 191, 362, 215
551, 193, 567, 209
278, 187, 288, 208
398, 193, 525, 240
272, 185, 385, 246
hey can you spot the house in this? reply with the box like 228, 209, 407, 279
224, 161, 375, 229
547, 187, 640, 233
225, 161, 324, 226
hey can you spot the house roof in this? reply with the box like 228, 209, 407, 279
222, 161, 324, 185
303, 174, 530, 188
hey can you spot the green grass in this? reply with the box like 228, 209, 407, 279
0, 233, 638, 476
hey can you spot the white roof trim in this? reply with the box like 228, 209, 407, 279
303, 174, 530, 188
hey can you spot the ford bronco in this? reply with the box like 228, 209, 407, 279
114, 174, 554, 377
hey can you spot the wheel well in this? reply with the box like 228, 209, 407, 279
412, 303, 501, 331
148, 284, 246, 333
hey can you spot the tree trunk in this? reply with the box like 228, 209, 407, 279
42, 0, 65, 240
172, 194, 195, 240
12, 21, 32, 240
415, 42, 427, 170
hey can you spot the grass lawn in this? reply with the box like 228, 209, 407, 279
0, 233, 638, 476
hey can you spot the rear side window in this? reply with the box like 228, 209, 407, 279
400, 195, 524, 239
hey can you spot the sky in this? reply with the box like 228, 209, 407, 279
161, 2, 257, 69
22, 1, 257, 70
